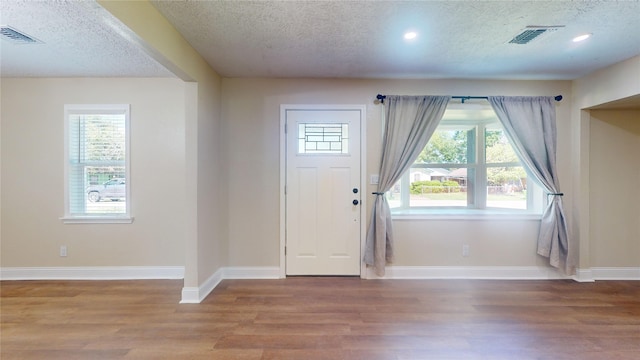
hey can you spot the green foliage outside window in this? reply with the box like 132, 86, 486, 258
410, 180, 462, 194
416, 130, 468, 164
415, 128, 525, 187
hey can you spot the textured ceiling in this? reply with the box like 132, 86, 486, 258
1, 0, 639, 82
0, 0, 174, 77
151, 0, 640, 80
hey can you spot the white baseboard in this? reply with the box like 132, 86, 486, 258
573, 268, 595, 282
591, 267, 640, 280
179, 286, 201, 304
366, 266, 572, 280
223, 266, 280, 279
0, 266, 185, 280
180, 266, 279, 303
180, 267, 224, 304
4, 265, 635, 305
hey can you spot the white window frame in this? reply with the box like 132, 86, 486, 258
390, 110, 545, 220
61, 104, 133, 224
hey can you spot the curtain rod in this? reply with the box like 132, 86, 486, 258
376, 94, 563, 103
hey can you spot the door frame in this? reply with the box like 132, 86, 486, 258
279, 104, 367, 278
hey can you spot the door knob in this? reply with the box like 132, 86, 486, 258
353, 199, 359, 205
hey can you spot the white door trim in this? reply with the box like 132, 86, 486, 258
280, 104, 367, 278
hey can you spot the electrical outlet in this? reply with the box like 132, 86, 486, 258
60, 245, 67, 257
462, 244, 470, 257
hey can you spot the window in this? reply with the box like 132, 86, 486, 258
62, 104, 132, 223
298, 123, 349, 154
389, 101, 544, 216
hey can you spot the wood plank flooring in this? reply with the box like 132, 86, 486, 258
2, 278, 639, 359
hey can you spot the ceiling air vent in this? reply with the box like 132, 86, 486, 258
509, 26, 564, 45
0, 26, 43, 44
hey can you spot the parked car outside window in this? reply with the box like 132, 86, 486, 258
86, 178, 126, 202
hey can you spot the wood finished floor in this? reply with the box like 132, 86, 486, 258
1, 278, 639, 359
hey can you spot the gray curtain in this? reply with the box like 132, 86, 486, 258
364, 95, 451, 276
488, 96, 572, 275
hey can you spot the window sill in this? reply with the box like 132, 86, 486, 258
60, 216, 134, 224
391, 209, 541, 221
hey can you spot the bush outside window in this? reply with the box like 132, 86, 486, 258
389, 102, 544, 215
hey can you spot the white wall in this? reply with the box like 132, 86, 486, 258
222, 78, 572, 270
1, 78, 187, 268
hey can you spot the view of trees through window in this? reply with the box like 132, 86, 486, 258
67, 109, 128, 216
388, 107, 538, 212
82, 115, 126, 214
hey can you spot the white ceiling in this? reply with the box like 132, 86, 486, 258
1, 0, 639, 83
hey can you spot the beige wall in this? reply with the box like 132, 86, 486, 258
589, 110, 640, 267
573, 56, 640, 109
196, 77, 228, 281
222, 78, 572, 269
99, 0, 227, 290
572, 56, 640, 271
1, 78, 187, 267
2, 3, 637, 283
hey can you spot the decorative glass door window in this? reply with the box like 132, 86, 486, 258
298, 123, 349, 154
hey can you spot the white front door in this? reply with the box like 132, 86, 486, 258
285, 107, 362, 275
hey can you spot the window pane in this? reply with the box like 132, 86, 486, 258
297, 123, 349, 154
409, 167, 468, 207
415, 130, 469, 164
387, 180, 402, 209
389, 101, 543, 214
486, 166, 527, 209
66, 106, 128, 218
485, 129, 518, 164
84, 167, 126, 214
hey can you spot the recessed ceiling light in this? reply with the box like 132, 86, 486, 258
404, 31, 417, 40
572, 33, 591, 42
